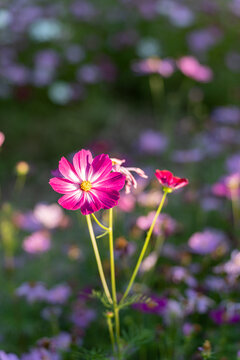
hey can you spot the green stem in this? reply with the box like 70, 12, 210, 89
121, 191, 168, 303
91, 213, 109, 231
109, 208, 121, 356
86, 215, 112, 304
106, 313, 115, 354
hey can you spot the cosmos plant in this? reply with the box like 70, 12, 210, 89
49, 149, 188, 359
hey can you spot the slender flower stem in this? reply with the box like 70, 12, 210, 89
106, 313, 115, 354
86, 215, 112, 304
109, 208, 121, 356
91, 213, 109, 231
121, 191, 168, 303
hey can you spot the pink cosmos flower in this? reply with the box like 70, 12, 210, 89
177, 56, 213, 82
155, 170, 188, 192
49, 149, 126, 215
111, 158, 148, 194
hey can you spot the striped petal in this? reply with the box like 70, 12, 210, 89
93, 172, 125, 191
72, 149, 93, 181
49, 177, 79, 194
91, 188, 120, 209
59, 157, 80, 183
58, 190, 83, 210
90, 154, 112, 182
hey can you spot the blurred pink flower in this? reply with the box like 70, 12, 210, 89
136, 211, 178, 236
118, 193, 136, 212
0, 132, 5, 147
132, 57, 175, 77
212, 173, 240, 199
177, 56, 213, 82
49, 149, 125, 215
138, 189, 163, 207
217, 250, 240, 278
111, 158, 148, 194
23, 231, 51, 254
33, 203, 65, 229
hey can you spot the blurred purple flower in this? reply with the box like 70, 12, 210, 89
204, 276, 227, 292
138, 130, 168, 154
23, 231, 51, 254
46, 284, 71, 304
133, 295, 167, 315
225, 52, 240, 72
77, 64, 101, 83
21, 348, 59, 360
226, 153, 240, 173
16, 282, 48, 303
52, 332, 71, 350
157, 0, 195, 28
0, 351, 19, 360
1, 64, 29, 85
182, 322, 195, 336
71, 1, 97, 20
211, 106, 240, 124
71, 302, 96, 328
185, 289, 214, 314
170, 266, 197, 287
210, 304, 240, 325
188, 228, 228, 255
187, 27, 222, 54
200, 196, 222, 211
172, 149, 204, 163
65, 45, 85, 64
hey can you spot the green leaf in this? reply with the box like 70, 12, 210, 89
118, 294, 151, 310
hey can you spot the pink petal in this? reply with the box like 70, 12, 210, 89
155, 170, 173, 186
58, 190, 83, 210
91, 188, 120, 209
49, 177, 79, 194
90, 154, 112, 182
172, 178, 189, 190
80, 191, 102, 215
59, 157, 80, 183
72, 149, 93, 181
93, 172, 126, 191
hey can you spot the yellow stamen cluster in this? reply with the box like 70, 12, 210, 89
80, 180, 92, 192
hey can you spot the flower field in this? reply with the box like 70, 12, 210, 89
0, 1, 240, 359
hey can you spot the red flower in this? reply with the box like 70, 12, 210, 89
155, 170, 188, 192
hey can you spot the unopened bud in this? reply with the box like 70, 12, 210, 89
16, 161, 29, 176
